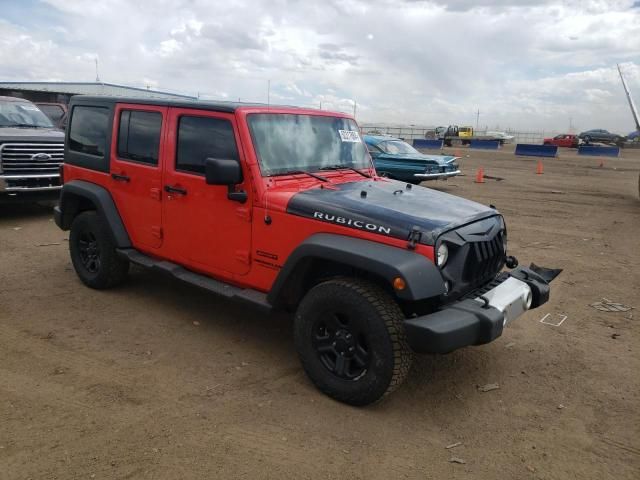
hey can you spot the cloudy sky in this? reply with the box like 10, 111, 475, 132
1, 0, 639, 133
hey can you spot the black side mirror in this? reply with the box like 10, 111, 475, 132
204, 158, 246, 203
205, 158, 243, 185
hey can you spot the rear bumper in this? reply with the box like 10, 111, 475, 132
404, 266, 550, 354
415, 169, 461, 180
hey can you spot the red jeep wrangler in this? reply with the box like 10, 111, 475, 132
55, 96, 558, 405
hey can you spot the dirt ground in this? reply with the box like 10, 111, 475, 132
1, 146, 639, 479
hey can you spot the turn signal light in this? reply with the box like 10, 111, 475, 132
393, 277, 406, 291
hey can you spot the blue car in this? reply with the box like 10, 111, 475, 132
364, 135, 460, 184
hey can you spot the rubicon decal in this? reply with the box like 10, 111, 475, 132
313, 212, 391, 235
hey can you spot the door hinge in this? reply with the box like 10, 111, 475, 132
151, 226, 163, 239
236, 207, 251, 221
150, 187, 162, 200
235, 250, 250, 264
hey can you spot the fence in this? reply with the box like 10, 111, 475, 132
360, 124, 562, 144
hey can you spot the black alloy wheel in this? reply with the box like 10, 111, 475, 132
69, 211, 129, 289
313, 311, 370, 380
77, 231, 101, 273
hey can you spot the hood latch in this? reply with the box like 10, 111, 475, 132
407, 226, 422, 250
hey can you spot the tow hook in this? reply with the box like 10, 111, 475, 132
505, 255, 519, 269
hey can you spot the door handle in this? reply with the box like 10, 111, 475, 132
164, 185, 188, 195
111, 173, 130, 182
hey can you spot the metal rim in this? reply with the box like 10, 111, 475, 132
312, 310, 370, 380
78, 231, 101, 273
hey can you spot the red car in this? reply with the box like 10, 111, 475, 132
543, 134, 579, 148
54, 95, 556, 405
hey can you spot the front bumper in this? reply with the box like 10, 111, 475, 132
404, 266, 551, 354
414, 169, 461, 180
0, 174, 62, 193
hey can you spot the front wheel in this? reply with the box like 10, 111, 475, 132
69, 211, 129, 289
294, 278, 413, 406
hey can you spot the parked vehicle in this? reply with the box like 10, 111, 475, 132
35, 102, 68, 130
427, 125, 506, 147
364, 135, 460, 183
578, 129, 626, 146
55, 95, 557, 405
458, 126, 474, 137
484, 131, 515, 143
543, 134, 579, 148
0, 96, 64, 199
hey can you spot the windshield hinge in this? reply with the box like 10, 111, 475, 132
407, 226, 422, 250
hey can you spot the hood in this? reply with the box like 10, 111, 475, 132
286, 178, 498, 245
0, 127, 64, 143
377, 152, 457, 166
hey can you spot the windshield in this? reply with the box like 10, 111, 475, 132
248, 113, 370, 175
0, 100, 54, 128
378, 140, 420, 155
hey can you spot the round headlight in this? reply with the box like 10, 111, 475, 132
436, 243, 449, 267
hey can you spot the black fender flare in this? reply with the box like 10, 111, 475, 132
55, 180, 131, 248
267, 233, 445, 306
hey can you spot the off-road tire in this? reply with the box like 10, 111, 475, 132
69, 211, 129, 289
294, 278, 413, 406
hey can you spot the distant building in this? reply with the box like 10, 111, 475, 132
0, 81, 197, 105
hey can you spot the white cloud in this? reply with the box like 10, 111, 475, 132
0, 0, 639, 133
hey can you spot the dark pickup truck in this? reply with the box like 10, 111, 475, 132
0, 96, 65, 199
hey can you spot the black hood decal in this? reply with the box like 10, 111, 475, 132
286, 180, 499, 245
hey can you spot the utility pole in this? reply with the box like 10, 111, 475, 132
353, 100, 357, 118
475, 108, 480, 130
95, 58, 100, 83
617, 64, 640, 133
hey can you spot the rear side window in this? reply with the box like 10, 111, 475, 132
117, 110, 162, 165
176, 116, 238, 175
38, 104, 65, 122
69, 106, 109, 157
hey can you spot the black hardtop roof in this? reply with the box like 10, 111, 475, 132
70, 95, 300, 113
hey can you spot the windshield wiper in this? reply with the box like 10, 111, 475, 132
272, 170, 329, 182
319, 165, 371, 178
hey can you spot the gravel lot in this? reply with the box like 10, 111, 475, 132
1, 146, 639, 479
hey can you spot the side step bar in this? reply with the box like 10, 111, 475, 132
117, 248, 272, 311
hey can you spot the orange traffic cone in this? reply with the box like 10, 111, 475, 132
536, 161, 544, 175
474, 167, 485, 183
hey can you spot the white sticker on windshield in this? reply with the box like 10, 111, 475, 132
339, 130, 361, 143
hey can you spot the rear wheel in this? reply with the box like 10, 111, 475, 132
294, 278, 413, 406
69, 211, 129, 289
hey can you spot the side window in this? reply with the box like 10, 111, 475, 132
176, 116, 238, 175
366, 143, 380, 154
117, 110, 162, 165
38, 104, 65, 122
68, 106, 109, 157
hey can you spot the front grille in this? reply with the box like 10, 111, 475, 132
463, 232, 506, 286
436, 216, 506, 302
0, 143, 64, 174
